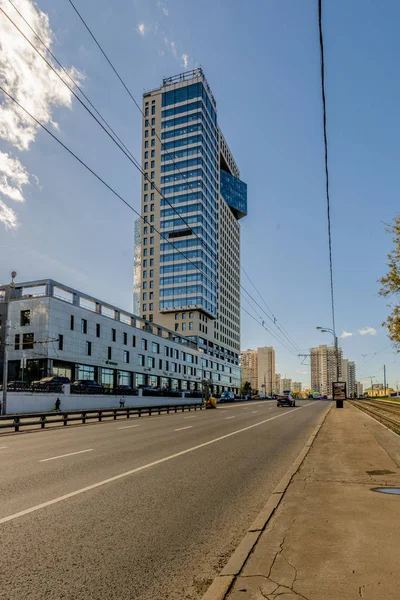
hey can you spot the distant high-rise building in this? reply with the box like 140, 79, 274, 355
136, 68, 247, 370
356, 381, 364, 397
311, 344, 343, 396
240, 349, 258, 392
282, 377, 292, 392
257, 347, 275, 395
341, 358, 357, 397
292, 381, 302, 393
273, 372, 282, 395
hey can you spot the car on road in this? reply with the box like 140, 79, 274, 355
220, 390, 235, 403
71, 380, 104, 393
7, 380, 30, 390
277, 394, 296, 407
37, 376, 71, 388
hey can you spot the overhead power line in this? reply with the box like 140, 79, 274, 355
318, 0, 336, 335
64, 0, 304, 353
2, 2, 303, 353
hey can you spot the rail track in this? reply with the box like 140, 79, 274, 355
350, 399, 400, 434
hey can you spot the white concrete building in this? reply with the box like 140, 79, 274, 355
0, 279, 240, 394
311, 344, 343, 396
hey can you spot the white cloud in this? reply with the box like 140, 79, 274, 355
157, 1, 169, 16
359, 327, 377, 336
181, 53, 189, 68
340, 330, 353, 338
137, 23, 145, 36
170, 40, 178, 59
0, 0, 80, 228
0, 200, 18, 229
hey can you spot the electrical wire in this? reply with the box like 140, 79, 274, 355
64, 0, 305, 351
318, 0, 336, 336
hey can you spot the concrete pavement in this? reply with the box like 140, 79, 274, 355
220, 403, 400, 600
0, 399, 326, 599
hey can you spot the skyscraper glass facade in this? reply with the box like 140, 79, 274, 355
159, 80, 218, 317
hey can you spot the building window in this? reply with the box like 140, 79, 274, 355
151, 171, 155, 179
123, 332, 127, 345
189, 312, 193, 318
81, 319, 87, 334
96, 323, 101, 338
151, 192, 154, 200
189, 322, 193, 330
123, 350, 130, 363
149, 314, 153, 322
175, 323, 179, 331
22, 333, 34, 350
151, 118, 155, 126
143, 293, 147, 301
175, 313, 179, 320
144, 161, 148, 170
150, 203, 154, 212
150, 215, 154, 223
143, 270, 147, 278
14, 334, 20, 350
151, 139, 155, 147
151, 160, 155, 168
132, 335, 136, 347
86, 341, 92, 356
112, 328, 116, 342
182, 313, 187, 319
145, 130, 149, 138
108, 346, 112, 360
20, 310, 30, 326
138, 354, 145, 366
152, 342, 159, 353
151, 150, 155, 158
144, 182, 148, 190
151, 105, 155, 115
149, 281, 154, 289
143, 259, 147, 268
144, 151, 148, 159
149, 303, 153, 311
150, 248, 154, 255
165, 360, 169, 370
147, 356, 154, 368
151, 128, 155, 136
70, 315, 74, 330
141, 338, 147, 350
182, 323, 187, 331
59, 334, 64, 351
150, 236, 154, 244
145, 141, 148, 148
143, 304, 147, 312
149, 291, 153, 299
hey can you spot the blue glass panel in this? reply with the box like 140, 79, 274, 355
220, 170, 248, 219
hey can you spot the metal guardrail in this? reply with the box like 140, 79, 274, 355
0, 402, 204, 433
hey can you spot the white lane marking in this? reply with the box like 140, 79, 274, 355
0, 402, 321, 525
252, 411, 259, 414
184, 416, 197, 419
0, 446, 8, 450
175, 426, 193, 431
118, 425, 140, 430
39, 449, 93, 463
226, 416, 236, 419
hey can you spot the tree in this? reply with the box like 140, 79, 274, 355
242, 381, 252, 396
379, 214, 400, 348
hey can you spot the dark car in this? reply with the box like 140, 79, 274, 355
7, 380, 30, 390
277, 394, 296, 407
72, 380, 104, 393
38, 376, 70, 387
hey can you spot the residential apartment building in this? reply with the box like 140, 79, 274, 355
341, 359, 357, 397
292, 381, 302, 393
240, 349, 258, 392
356, 381, 364, 397
0, 280, 241, 394
310, 344, 343, 396
257, 347, 275, 395
282, 378, 292, 392
273, 372, 282, 395
133, 68, 246, 383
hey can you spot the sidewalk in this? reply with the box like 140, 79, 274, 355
221, 403, 400, 599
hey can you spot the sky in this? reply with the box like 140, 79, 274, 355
0, 0, 399, 389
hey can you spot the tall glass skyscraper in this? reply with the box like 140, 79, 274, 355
135, 69, 246, 391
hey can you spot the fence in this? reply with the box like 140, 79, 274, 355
0, 402, 204, 433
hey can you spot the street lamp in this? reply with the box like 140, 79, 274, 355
316, 325, 340, 393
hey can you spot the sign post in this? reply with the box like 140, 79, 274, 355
333, 381, 346, 408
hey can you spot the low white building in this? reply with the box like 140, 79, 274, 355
0, 279, 240, 394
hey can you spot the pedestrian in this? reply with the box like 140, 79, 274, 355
55, 397, 61, 412
119, 398, 125, 408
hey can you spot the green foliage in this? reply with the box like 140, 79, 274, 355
379, 215, 400, 348
242, 381, 252, 395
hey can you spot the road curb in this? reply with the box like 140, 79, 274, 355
201, 402, 332, 600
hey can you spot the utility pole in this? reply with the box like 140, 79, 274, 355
384, 365, 387, 397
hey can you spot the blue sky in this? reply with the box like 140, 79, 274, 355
1, 0, 399, 388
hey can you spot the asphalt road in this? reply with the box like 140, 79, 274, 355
0, 399, 329, 600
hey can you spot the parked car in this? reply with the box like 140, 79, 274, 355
38, 376, 70, 387
7, 380, 30, 390
277, 394, 296, 407
220, 390, 235, 403
71, 380, 104, 393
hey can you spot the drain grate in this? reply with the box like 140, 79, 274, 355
372, 487, 400, 495
367, 469, 395, 476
